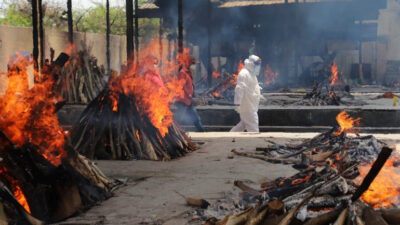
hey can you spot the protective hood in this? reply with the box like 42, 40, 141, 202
245, 55, 261, 75
244, 59, 254, 72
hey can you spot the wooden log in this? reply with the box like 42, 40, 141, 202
268, 199, 285, 215
333, 207, 348, 225
363, 207, 389, 225
380, 208, 400, 224
186, 197, 210, 209
231, 149, 301, 164
352, 147, 393, 202
234, 181, 262, 196
304, 207, 343, 225
278, 192, 313, 225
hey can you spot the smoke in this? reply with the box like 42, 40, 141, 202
152, 0, 386, 87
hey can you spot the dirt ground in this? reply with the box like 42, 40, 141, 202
58, 132, 400, 225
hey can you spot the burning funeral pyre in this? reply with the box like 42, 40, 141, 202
198, 111, 400, 225
71, 41, 194, 160
0, 54, 116, 224
299, 62, 347, 106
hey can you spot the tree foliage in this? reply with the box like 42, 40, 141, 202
0, 0, 159, 39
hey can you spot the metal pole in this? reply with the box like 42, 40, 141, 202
207, 0, 212, 88
67, 0, 73, 44
178, 0, 183, 54
106, 0, 111, 76
134, 0, 139, 62
126, 0, 134, 61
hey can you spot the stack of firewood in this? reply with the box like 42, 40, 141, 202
57, 42, 107, 104
71, 88, 194, 160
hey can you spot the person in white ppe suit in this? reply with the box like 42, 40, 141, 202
230, 55, 262, 132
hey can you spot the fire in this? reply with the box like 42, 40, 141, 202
212, 61, 244, 98
213, 70, 221, 79
111, 39, 186, 137
291, 174, 312, 185
0, 53, 66, 166
0, 166, 31, 213
109, 91, 119, 112
359, 158, 400, 208
13, 184, 31, 213
136, 130, 141, 142
233, 61, 245, 85
264, 64, 278, 86
333, 111, 361, 136
329, 63, 341, 86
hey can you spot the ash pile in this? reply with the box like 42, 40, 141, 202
191, 111, 400, 225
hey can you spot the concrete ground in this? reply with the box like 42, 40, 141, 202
58, 132, 400, 225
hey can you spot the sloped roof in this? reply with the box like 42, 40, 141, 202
139, 0, 349, 10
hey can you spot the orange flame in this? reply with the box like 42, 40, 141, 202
212, 61, 244, 98
13, 184, 31, 213
233, 61, 245, 85
111, 39, 186, 137
264, 64, 278, 86
109, 91, 119, 112
333, 111, 361, 136
212, 70, 221, 79
135, 130, 141, 142
291, 174, 312, 185
359, 158, 400, 208
329, 63, 341, 86
0, 53, 66, 166
0, 167, 31, 213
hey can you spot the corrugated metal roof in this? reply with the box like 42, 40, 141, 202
218, 0, 348, 8
139, 0, 348, 10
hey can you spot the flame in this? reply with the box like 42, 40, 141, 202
13, 184, 31, 213
0, 53, 66, 166
109, 91, 119, 112
233, 61, 245, 85
264, 64, 278, 86
291, 173, 312, 185
111, 39, 186, 137
333, 111, 361, 136
135, 130, 141, 142
0, 167, 31, 213
213, 91, 221, 98
212, 61, 244, 98
213, 70, 221, 79
329, 63, 341, 86
359, 158, 400, 208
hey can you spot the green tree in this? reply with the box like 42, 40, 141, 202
0, 1, 32, 27
0, 0, 159, 41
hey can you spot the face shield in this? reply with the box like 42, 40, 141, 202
254, 61, 261, 77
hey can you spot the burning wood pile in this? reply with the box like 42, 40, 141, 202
202, 62, 244, 101
0, 55, 116, 224
299, 63, 346, 106
200, 111, 400, 225
71, 41, 194, 160
57, 43, 107, 104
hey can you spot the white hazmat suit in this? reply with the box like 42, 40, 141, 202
230, 55, 262, 132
